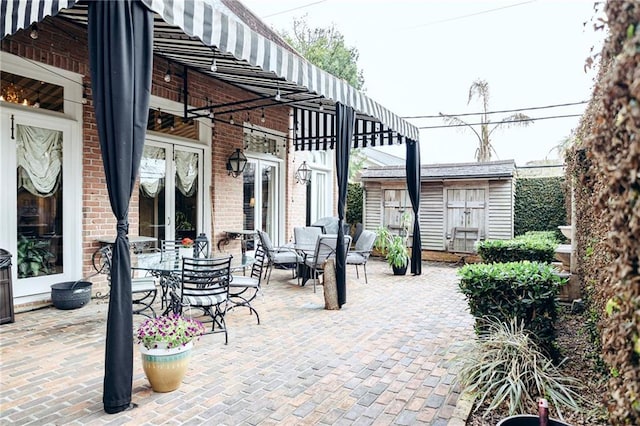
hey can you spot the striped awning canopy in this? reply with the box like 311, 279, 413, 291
1, 0, 420, 147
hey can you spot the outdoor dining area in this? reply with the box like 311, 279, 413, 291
89, 220, 380, 346
0, 254, 475, 424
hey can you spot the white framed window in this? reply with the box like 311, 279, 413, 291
0, 51, 83, 303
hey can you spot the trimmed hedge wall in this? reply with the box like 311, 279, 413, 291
514, 177, 566, 238
476, 231, 559, 264
458, 261, 566, 356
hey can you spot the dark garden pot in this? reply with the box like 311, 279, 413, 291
497, 414, 571, 426
50, 281, 93, 310
392, 264, 408, 275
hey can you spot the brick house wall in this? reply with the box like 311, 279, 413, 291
2, 17, 308, 300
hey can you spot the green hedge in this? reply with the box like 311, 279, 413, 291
476, 231, 559, 263
458, 261, 566, 356
514, 177, 566, 239
346, 183, 363, 225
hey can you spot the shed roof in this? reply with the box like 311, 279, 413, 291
361, 160, 516, 181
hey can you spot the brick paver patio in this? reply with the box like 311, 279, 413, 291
0, 259, 475, 425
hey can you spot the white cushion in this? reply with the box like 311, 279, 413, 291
346, 253, 366, 265
229, 276, 259, 288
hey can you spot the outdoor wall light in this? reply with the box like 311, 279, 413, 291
226, 148, 247, 178
29, 24, 38, 40
295, 161, 311, 185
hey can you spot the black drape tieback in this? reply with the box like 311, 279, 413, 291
116, 219, 129, 237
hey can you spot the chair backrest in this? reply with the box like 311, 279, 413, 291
181, 255, 232, 300
256, 230, 275, 257
161, 239, 184, 262
354, 230, 376, 260
352, 223, 364, 245
311, 235, 352, 268
294, 226, 322, 247
248, 245, 267, 282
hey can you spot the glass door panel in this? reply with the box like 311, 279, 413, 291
139, 145, 168, 242
261, 163, 277, 238
174, 149, 199, 241
16, 124, 64, 278
139, 141, 203, 247
243, 159, 280, 248
243, 163, 256, 242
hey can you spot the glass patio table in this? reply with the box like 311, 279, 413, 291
132, 252, 255, 314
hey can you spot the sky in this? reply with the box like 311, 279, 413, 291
241, 0, 605, 166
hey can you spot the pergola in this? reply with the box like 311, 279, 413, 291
2, 0, 422, 414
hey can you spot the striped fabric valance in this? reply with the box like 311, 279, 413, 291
293, 107, 411, 151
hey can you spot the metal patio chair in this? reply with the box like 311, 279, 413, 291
301, 234, 351, 293
93, 245, 158, 318
256, 229, 301, 285
168, 255, 233, 344
228, 245, 267, 324
346, 230, 377, 284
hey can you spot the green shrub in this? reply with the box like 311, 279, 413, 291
476, 232, 558, 263
514, 177, 566, 239
459, 317, 582, 419
346, 183, 363, 225
458, 261, 566, 355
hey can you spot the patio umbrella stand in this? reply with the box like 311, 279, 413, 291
50, 281, 93, 310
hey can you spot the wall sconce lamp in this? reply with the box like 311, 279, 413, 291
295, 161, 311, 185
164, 64, 172, 83
226, 148, 247, 178
29, 24, 39, 40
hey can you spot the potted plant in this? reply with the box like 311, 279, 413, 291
386, 235, 410, 275
180, 237, 194, 258
17, 235, 53, 278
375, 227, 410, 275
135, 314, 206, 392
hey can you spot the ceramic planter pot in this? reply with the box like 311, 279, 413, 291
139, 341, 192, 392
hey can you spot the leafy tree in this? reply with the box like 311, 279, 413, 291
280, 16, 364, 90
440, 79, 533, 162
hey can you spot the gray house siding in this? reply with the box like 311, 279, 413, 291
364, 182, 382, 230
487, 179, 514, 240
421, 183, 445, 250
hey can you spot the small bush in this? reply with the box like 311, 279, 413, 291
458, 261, 566, 355
459, 317, 582, 419
476, 232, 558, 263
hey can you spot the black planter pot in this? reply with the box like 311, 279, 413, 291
497, 414, 571, 426
392, 264, 408, 275
50, 281, 93, 310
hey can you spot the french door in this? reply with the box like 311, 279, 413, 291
0, 108, 82, 300
242, 157, 281, 247
138, 138, 204, 245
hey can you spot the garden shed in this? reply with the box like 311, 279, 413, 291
361, 160, 516, 255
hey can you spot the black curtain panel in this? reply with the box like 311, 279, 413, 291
405, 140, 422, 275
88, 0, 153, 414
335, 103, 355, 307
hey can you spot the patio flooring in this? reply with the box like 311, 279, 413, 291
0, 259, 475, 425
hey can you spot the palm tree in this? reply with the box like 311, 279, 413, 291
440, 79, 533, 162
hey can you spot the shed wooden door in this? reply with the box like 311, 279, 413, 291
446, 188, 486, 251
